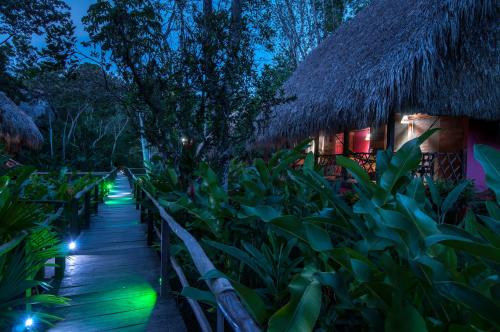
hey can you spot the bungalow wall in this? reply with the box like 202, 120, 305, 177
466, 119, 500, 191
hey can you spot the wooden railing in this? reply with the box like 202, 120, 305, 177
125, 168, 260, 332
24, 169, 118, 278
316, 151, 466, 182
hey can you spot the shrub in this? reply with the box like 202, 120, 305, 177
148, 132, 500, 331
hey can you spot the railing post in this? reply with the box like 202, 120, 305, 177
146, 208, 153, 246
66, 198, 79, 237
94, 184, 99, 213
140, 195, 146, 223
135, 184, 140, 210
217, 306, 225, 332
55, 203, 67, 279
160, 219, 171, 297
84, 192, 91, 228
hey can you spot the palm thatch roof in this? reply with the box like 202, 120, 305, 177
258, 0, 499, 143
0, 92, 43, 150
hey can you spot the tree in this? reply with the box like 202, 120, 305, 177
21, 64, 140, 170
0, 0, 76, 85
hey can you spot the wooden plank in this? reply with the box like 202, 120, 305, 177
49, 174, 186, 332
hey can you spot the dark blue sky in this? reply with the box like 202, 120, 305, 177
35, 0, 272, 68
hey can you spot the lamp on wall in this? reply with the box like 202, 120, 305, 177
365, 133, 371, 141
401, 115, 410, 124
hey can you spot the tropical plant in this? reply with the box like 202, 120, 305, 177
147, 132, 500, 331
0, 169, 68, 329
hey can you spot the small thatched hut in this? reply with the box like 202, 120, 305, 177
0, 92, 43, 151
258, 0, 499, 188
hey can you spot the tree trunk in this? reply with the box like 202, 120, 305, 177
49, 109, 54, 160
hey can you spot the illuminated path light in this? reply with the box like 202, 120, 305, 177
68, 241, 77, 251
48, 174, 186, 331
25, 317, 33, 328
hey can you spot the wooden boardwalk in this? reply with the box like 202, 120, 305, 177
50, 174, 186, 332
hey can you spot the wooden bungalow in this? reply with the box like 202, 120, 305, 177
258, 0, 499, 189
0, 91, 43, 152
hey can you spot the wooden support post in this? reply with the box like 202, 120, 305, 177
313, 135, 319, 164
100, 182, 105, 203
386, 111, 395, 152
55, 204, 67, 279
217, 306, 225, 332
94, 185, 99, 213
147, 209, 153, 246
84, 192, 91, 228
66, 198, 79, 237
140, 197, 146, 223
342, 129, 350, 180
135, 185, 140, 210
160, 220, 171, 297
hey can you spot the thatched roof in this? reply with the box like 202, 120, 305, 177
0, 92, 43, 150
258, 0, 499, 143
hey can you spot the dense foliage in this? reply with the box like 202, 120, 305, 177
145, 133, 500, 331
0, 167, 68, 329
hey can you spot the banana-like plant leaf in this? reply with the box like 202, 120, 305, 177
303, 152, 315, 170
268, 268, 322, 332
478, 215, 500, 234
203, 239, 264, 279
254, 158, 271, 187
440, 181, 469, 223
379, 129, 438, 203
200, 269, 269, 324
435, 281, 500, 326
303, 222, 333, 252
336, 155, 376, 194
181, 286, 216, 305
474, 145, 500, 203
425, 234, 500, 263
385, 303, 427, 332
241, 205, 281, 222
396, 194, 439, 238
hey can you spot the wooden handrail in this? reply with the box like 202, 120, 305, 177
126, 168, 260, 332
74, 168, 117, 200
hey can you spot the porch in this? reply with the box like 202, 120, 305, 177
306, 113, 473, 183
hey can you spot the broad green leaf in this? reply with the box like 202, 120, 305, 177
441, 181, 469, 223
241, 205, 281, 222
385, 303, 427, 332
425, 234, 500, 263
0, 233, 25, 256
376, 149, 391, 181
396, 194, 439, 237
351, 259, 372, 282
202, 239, 264, 278
474, 145, 500, 203
336, 155, 376, 193
435, 281, 500, 325
303, 152, 315, 170
478, 215, 500, 234
180, 287, 216, 306
304, 222, 333, 252
199, 269, 269, 324
485, 201, 500, 220
270, 215, 308, 243
268, 268, 322, 332
254, 158, 271, 186
406, 177, 425, 203
380, 129, 438, 201
426, 176, 441, 206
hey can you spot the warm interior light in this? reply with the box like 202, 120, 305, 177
25, 317, 33, 327
401, 115, 410, 124
69, 241, 77, 250
365, 133, 371, 141
181, 137, 188, 144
